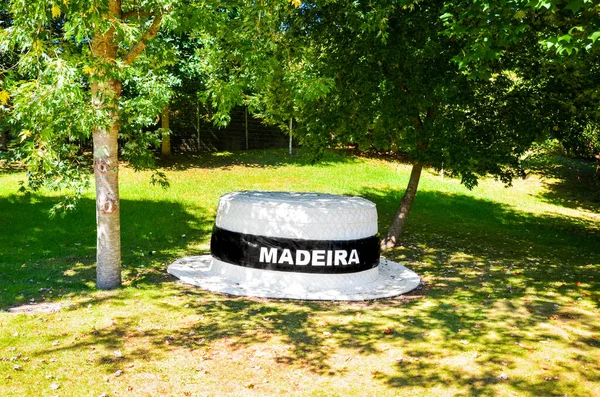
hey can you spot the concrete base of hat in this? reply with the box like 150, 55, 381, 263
167, 256, 421, 301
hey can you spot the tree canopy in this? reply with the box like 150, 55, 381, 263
226, 0, 546, 246
441, 0, 600, 165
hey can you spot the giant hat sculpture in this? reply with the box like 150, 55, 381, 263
168, 191, 421, 300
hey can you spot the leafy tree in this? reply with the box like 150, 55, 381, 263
1, 0, 175, 289
1, 0, 298, 289
0, 2, 18, 153
440, 0, 600, 73
248, 37, 334, 144
267, 1, 543, 248
529, 50, 600, 164
441, 0, 600, 173
195, 0, 320, 133
133, 31, 206, 158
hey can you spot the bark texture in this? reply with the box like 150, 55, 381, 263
380, 162, 423, 250
92, 0, 122, 289
92, 105, 122, 289
161, 105, 171, 156
0, 131, 7, 151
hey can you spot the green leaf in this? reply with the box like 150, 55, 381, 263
589, 31, 600, 43
568, 26, 584, 34
536, 1, 553, 10
513, 10, 526, 19
19, 129, 31, 143
565, 0, 585, 13
558, 34, 572, 43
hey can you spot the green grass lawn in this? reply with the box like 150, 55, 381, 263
1, 149, 599, 397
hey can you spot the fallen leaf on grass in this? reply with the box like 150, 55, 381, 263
163, 336, 176, 344
383, 328, 394, 335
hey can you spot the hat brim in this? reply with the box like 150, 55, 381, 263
167, 255, 421, 301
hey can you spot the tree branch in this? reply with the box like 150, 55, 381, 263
121, 13, 164, 66
122, 10, 155, 20
411, 115, 424, 130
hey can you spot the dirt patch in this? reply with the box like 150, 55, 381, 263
6, 302, 61, 314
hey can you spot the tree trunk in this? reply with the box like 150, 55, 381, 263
380, 162, 423, 250
289, 118, 293, 155
0, 131, 7, 151
86, 1, 163, 289
92, 92, 122, 289
92, 0, 122, 289
161, 105, 171, 156
245, 107, 248, 150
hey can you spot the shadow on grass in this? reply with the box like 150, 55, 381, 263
3, 185, 600, 395
156, 148, 357, 171
523, 153, 600, 213
0, 194, 212, 309
362, 187, 600, 395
